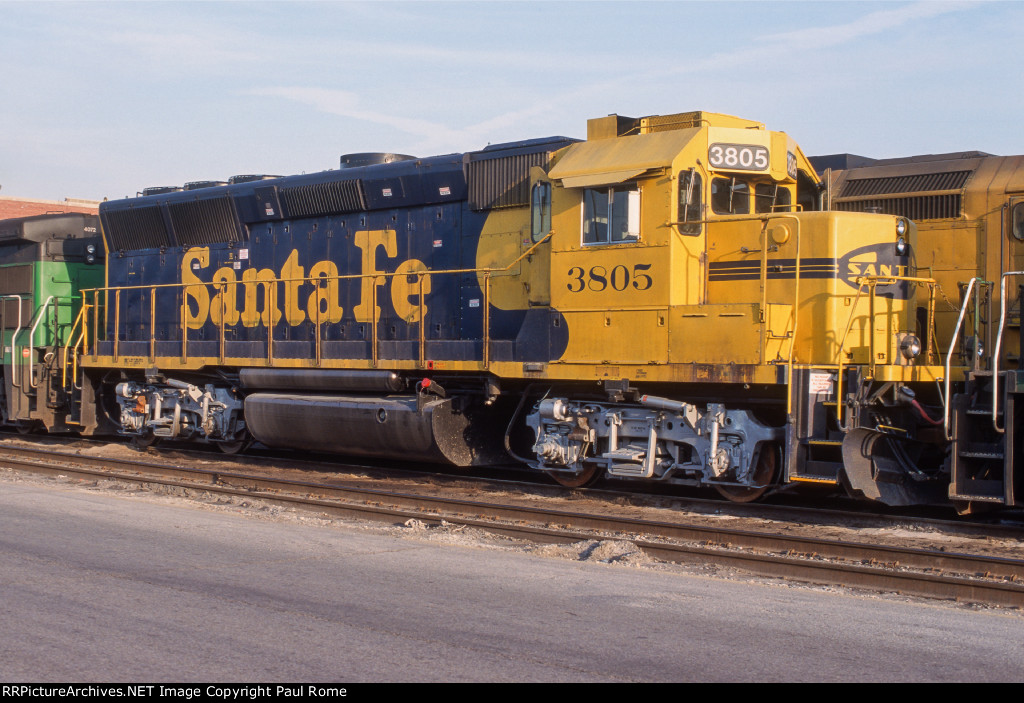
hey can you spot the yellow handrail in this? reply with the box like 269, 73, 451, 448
834, 274, 938, 425
62, 304, 90, 391
150, 286, 157, 362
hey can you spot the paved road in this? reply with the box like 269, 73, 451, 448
1, 476, 1022, 682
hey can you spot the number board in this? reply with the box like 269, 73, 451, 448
708, 143, 769, 172
786, 151, 798, 179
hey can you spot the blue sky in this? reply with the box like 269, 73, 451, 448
1, 0, 1020, 202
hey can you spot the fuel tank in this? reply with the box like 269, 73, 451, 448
243, 393, 499, 466
239, 369, 404, 393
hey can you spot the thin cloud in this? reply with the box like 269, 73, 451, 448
763, 1, 976, 48
248, 2, 980, 156
659, 1, 976, 78
105, 29, 262, 70
245, 83, 591, 155
246, 86, 467, 147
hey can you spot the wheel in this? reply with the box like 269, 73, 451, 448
715, 443, 779, 503
130, 431, 159, 449
16, 421, 43, 435
546, 464, 604, 488
217, 439, 250, 455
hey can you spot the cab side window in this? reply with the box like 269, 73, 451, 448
1012, 202, 1024, 241
711, 177, 749, 215
583, 185, 640, 244
796, 169, 821, 212
677, 170, 703, 236
531, 182, 552, 241
755, 183, 792, 214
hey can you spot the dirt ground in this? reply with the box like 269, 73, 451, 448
2, 434, 1023, 614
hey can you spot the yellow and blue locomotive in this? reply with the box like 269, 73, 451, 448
74, 111, 961, 505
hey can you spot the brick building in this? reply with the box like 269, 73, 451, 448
0, 195, 100, 220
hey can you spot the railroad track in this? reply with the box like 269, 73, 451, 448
2, 441, 1023, 609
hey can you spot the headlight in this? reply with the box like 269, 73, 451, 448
86, 244, 96, 254
895, 236, 908, 256
896, 218, 907, 236
900, 334, 922, 360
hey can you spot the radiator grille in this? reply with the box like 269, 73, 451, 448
839, 170, 972, 197
0, 298, 31, 329
279, 179, 364, 218
103, 205, 171, 251
468, 152, 549, 211
0, 264, 32, 295
167, 196, 240, 246
834, 194, 962, 220
834, 169, 971, 220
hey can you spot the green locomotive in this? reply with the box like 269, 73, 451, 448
0, 213, 104, 431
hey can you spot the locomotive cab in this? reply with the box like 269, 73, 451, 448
522, 111, 945, 502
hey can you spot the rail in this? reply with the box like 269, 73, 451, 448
6, 295, 81, 394
674, 212, 933, 421
14, 296, 54, 393
62, 304, 91, 392
29, 296, 80, 390
776, 216, 802, 416
944, 277, 991, 440
80, 232, 553, 369
991, 271, 1024, 433
669, 212, 803, 413
834, 274, 938, 426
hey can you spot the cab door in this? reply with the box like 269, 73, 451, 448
550, 176, 669, 366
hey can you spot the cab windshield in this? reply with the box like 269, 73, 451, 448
711, 177, 792, 215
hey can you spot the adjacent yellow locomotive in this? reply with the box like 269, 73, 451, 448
68, 110, 964, 506
819, 151, 1024, 510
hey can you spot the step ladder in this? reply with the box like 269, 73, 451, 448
787, 367, 848, 484
945, 275, 1024, 507
950, 370, 1021, 505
